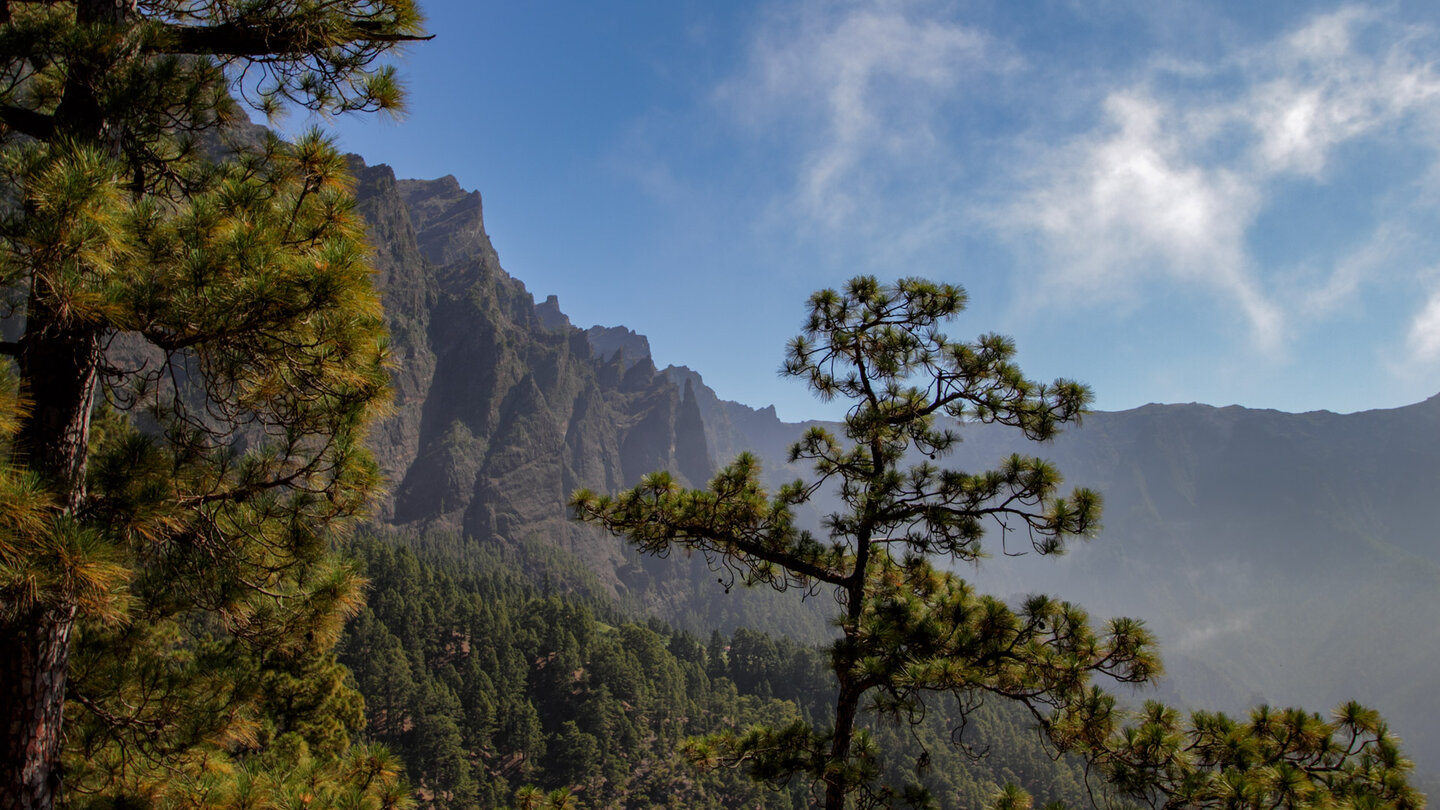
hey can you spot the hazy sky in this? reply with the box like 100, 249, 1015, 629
307, 0, 1440, 421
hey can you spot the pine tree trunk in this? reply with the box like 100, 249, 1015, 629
0, 606, 77, 810
825, 678, 863, 810
2, 292, 105, 809
825, 554, 871, 810
16, 318, 102, 509
3, 3, 127, 805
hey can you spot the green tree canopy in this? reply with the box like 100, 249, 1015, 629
575, 276, 1158, 808
0, 1, 425, 807
1060, 699, 1422, 810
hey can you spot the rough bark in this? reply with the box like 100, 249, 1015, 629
824, 530, 872, 810
825, 677, 864, 810
1, 300, 101, 810
0, 607, 77, 810
15, 319, 103, 510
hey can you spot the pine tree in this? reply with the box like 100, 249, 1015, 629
1061, 700, 1424, 810
0, 1, 425, 807
575, 276, 1423, 810
575, 276, 1159, 808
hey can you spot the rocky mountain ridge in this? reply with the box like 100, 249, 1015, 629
352, 159, 826, 638
354, 161, 710, 574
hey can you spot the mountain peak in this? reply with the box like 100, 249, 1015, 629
535, 294, 571, 331
585, 325, 651, 370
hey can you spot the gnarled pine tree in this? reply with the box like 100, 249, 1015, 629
576, 276, 1423, 810
574, 276, 1160, 808
0, 1, 425, 807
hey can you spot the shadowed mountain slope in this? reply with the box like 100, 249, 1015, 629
351, 160, 827, 639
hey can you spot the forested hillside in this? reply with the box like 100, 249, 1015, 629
341, 532, 1105, 809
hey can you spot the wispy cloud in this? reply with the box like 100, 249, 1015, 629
717, 0, 1010, 231
1173, 610, 1256, 656
1291, 221, 1409, 319
1404, 287, 1440, 367
1016, 91, 1281, 348
719, 2, 1440, 366
1014, 6, 1440, 351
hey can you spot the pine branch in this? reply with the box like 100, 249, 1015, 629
145, 19, 432, 58
0, 104, 54, 139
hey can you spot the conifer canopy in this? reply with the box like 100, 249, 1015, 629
576, 276, 1154, 808
0, 1, 424, 807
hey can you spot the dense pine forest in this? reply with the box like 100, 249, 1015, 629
341, 531, 1102, 809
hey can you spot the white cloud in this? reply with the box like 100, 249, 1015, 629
714, 3, 1440, 371
1243, 7, 1440, 177
718, 1, 1007, 230
1013, 6, 1440, 351
1405, 286, 1440, 366
1382, 265, 1440, 396
1019, 91, 1282, 348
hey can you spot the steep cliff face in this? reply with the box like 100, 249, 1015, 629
351, 162, 832, 639
352, 161, 712, 583
351, 160, 438, 511
585, 325, 651, 370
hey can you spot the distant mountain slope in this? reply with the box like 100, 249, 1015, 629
947, 398, 1440, 766
668, 382, 1440, 777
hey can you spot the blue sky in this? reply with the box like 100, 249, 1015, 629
307, 0, 1440, 422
